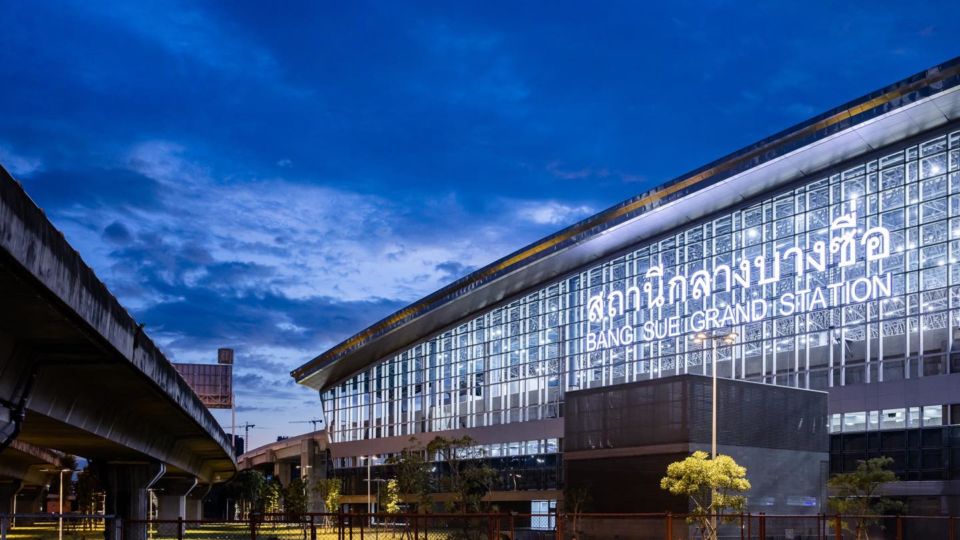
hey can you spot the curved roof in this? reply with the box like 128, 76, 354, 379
293, 56, 960, 392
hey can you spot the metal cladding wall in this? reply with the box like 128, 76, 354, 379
565, 375, 828, 453
564, 375, 829, 516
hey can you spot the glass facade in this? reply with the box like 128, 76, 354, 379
321, 128, 960, 450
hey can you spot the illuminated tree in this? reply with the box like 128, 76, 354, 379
660, 451, 750, 540
827, 457, 904, 540
387, 439, 433, 512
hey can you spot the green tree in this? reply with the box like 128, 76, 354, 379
283, 477, 310, 517
387, 439, 433, 512
314, 477, 343, 514
660, 451, 751, 540
228, 470, 266, 519
260, 479, 283, 514
827, 456, 905, 540
427, 436, 495, 513
283, 478, 311, 540
382, 479, 401, 514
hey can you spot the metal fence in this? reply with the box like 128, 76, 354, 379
2, 512, 956, 540
0, 514, 116, 540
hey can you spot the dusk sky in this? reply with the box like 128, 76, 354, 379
1, 1, 958, 449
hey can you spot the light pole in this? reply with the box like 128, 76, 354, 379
692, 329, 738, 458
57, 468, 72, 540
358, 456, 375, 516
692, 329, 738, 538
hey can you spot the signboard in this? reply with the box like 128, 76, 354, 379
585, 204, 894, 351
173, 362, 233, 408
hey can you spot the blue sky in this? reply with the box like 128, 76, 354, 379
0, 1, 957, 448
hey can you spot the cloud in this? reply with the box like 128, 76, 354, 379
0, 145, 43, 177
103, 221, 133, 244
434, 260, 477, 281
511, 200, 594, 226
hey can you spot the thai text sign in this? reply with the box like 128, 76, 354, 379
585, 206, 894, 351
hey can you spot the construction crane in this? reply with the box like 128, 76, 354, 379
289, 418, 325, 432
236, 422, 266, 452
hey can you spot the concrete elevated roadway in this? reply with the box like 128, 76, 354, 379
0, 166, 236, 536
238, 431, 329, 511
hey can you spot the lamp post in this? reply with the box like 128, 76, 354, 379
691, 329, 738, 458
692, 329, 738, 538
358, 456, 375, 517
41, 468, 76, 540
56, 468, 73, 540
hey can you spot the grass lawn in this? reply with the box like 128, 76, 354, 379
3, 520, 493, 540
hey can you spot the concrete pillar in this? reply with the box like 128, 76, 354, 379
16, 485, 45, 515
98, 462, 164, 540
0, 480, 22, 514
274, 461, 292, 487
184, 486, 207, 521
154, 477, 198, 521
300, 439, 327, 512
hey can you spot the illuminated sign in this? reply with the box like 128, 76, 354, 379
585, 205, 893, 351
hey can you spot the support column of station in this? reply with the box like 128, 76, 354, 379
97, 462, 164, 540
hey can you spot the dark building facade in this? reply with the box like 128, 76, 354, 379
292, 58, 960, 516
565, 375, 828, 515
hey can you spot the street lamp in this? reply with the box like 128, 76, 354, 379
691, 329, 738, 458
691, 329, 738, 535
358, 456, 376, 516
41, 468, 76, 540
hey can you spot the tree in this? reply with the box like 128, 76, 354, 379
660, 451, 751, 540
827, 457, 905, 540
228, 470, 266, 519
564, 486, 591, 540
75, 466, 101, 531
260, 479, 283, 514
382, 479, 401, 514
314, 477, 343, 514
284, 477, 310, 517
427, 436, 495, 513
387, 440, 433, 512
283, 478, 311, 540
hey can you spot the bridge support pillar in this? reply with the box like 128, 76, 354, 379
155, 476, 199, 535
300, 439, 326, 512
99, 462, 164, 540
184, 485, 209, 521
0, 480, 22, 514
273, 461, 292, 487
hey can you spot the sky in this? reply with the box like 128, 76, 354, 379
0, 1, 957, 449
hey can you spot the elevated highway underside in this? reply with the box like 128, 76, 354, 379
0, 166, 235, 536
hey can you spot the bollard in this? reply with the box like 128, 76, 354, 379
665, 512, 672, 540
555, 511, 562, 540
834, 515, 841, 540
739, 512, 744, 540
310, 515, 317, 540
759, 512, 766, 539
950, 516, 956, 540
177, 517, 184, 540
896, 515, 903, 540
